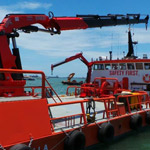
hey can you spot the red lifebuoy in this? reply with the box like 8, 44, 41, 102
143, 74, 150, 83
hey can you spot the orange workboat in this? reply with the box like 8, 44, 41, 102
62, 73, 83, 85
0, 13, 149, 150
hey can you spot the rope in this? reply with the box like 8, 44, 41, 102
28, 137, 34, 147
50, 136, 68, 150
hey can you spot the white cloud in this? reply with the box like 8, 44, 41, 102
16, 26, 150, 60
17, 2, 52, 10
0, 2, 52, 22
0, 8, 21, 21
0, 8, 9, 21
0, 2, 52, 12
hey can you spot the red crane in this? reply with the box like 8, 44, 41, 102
0, 12, 148, 96
51, 52, 93, 83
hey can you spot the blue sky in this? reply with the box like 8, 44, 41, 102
0, 0, 150, 77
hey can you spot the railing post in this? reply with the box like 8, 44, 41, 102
49, 118, 54, 132
80, 102, 87, 124
42, 73, 46, 98
126, 97, 131, 113
138, 95, 142, 110
104, 99, 109, 118
32, 87, 35, 96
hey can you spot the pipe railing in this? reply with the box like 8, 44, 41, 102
0, 69, 46, 98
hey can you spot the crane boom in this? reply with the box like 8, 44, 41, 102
51, 53, 89, 70
51, 53, 93, 83
0, 13, 148, 34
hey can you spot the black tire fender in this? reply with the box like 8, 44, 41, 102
64, 130, 86, 150
98, 122, 114, 143
146, 111, 150, 124
9, 144, 31, 150
130, 114, 142, 130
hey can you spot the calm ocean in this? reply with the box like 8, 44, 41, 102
27, 77, 150, 150
87, 127, 150, 150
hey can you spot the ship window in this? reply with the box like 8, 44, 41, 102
136, 63, 143, 70
93, 64, 104, 70
119, 63, 126, 70
94, 64, 99, 70
99, 64, 104, 70
127, 63, 135, 70
112, 64, 118, 70
105, 64, 111, 70
144, 63, 150, 70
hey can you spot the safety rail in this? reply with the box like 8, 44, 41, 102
48, 99, 88, 123
66, 86, 79, 96
66, 86, 98, 97
47, 96, 119, 132
45, 78, 62, 103
93, 97, 119, 119
0, 69, 62, 103
0, 69, 46, 98
30, 86, 58, 103
66, 77, 122, 98
116, 92, 150, 113
50, 113, 84, 131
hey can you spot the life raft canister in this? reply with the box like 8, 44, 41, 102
97, 122, 114, 143
64, 130, 86, 150
146, 111, 150, 124
130, 114, 142, 130
9, 144, 31, 150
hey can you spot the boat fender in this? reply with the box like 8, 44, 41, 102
9, 144, 31, 150
98, 122, 114, 143
130, 114, 142, 130
146, 111, 150, 124
64, 130, 86, 150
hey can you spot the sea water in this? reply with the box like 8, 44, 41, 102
87, 127, 150, 150
26, 78, 150, 150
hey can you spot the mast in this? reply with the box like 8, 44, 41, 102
125, 29, 138, 59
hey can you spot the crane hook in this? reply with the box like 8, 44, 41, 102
48, 11, 54, 19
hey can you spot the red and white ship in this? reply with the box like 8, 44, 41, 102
91, 29, 150, 93
52, 29, 150, 94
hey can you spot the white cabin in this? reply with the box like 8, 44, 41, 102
91, 59, 150, 92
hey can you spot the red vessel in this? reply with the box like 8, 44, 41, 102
0, 13, 149, 150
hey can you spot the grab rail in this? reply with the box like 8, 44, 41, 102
116, 92, 150, 113
0, 69, 46, 98
45, 78, 62, 102
48, 96, 117, 131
